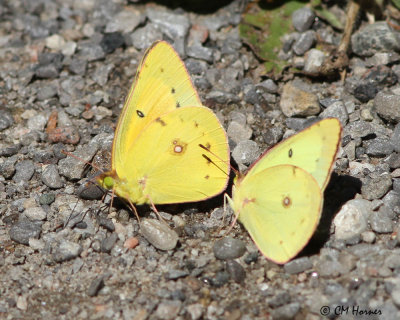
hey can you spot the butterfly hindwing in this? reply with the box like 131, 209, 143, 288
118, 106, 229, 204
232, 165, 322, 264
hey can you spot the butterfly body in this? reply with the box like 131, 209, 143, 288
97, 41, 229, 206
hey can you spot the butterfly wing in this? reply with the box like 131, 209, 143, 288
247, 118, 341, 191
117, 106, 229, 204
112, 41, 201, 171
231, 165, 322, 264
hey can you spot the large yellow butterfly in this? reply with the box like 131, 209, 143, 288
97, 41, 229, 207
227, 118, 342, 264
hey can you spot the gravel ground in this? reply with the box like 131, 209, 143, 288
2, 0, 400, 319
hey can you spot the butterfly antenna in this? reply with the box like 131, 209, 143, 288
61, 150, 106, 174
198, 144, 239, 177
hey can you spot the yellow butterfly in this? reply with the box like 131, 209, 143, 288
227, 118, 342, 264
97, 41, 230, 210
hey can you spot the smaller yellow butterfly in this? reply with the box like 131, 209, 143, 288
227, 118, 342, 264
97, 41, 230, 212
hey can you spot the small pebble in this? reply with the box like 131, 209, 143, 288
52, 241, 82, 263
333, 199, 371, 240
123, 237, 139, 249
41, 164, 64, 189
100, 233, 118, 253
292, 7, 315, 32
283, 257, 312, 274
213, 237, 246, 260
361, 174, 392, 200
9, 219, 42, 245
280, 80, 320, 117
87, 276, 105, 297
225, 260, 246, 283
24, 207, 47, 221
140, 218, 178, 251
231, 140, 260, 166
13, 160, 35, 183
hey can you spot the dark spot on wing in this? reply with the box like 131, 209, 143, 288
204, 175, 210, 179
288, 148, 293, 158
137, 110, 145, 118
160, 67, 164, 73
176, 102, 181, 108
194, 121, 199, 128
171, 88, 175, 94
282, 196, 291, 208
155, 117, 166, 126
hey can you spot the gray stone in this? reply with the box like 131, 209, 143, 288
280, 80, 320, 117
0, 108, 14, 131
333, 199, 371, 240
231, 140, 260, 166
365, 137, 394, 157
256, 79, 278, 94
227, 121, 252, 144
37, 85, 57, 101
129, 24, 163, 50
105, 9, 143, 33
375, 91, 400, 123
293, 30, 316, 56
41, 164, 63, 189
283, 257, 312, 274
187, 43, 213, 63
100, 233, 118, 253
140, 218, 178, 251
292, 7, 315, 32
165, 269, 190, 280
13, 160, 35, 183
24, 207, 47, 221
77, 43, 105, 62
213, 237, 246, 260
87, 276, 105, 297
361, 174, 392, 200
391, 123, 400, 152
58, 143, 99, 180
9, 219, 42, 245
304, 49, 325, 73
52, 240, 82, 262
271, 303, 300, 319
146, 7, 190, 39
69, 58, 87, 75
320, 100, 349, 125
351, 22, 400, 57
343, 120, 374, 139
370, 210, 393, 233
225, 260, 246, 283
154, 301, 181, 320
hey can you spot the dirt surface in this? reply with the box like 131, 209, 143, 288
2, 1, 400, 319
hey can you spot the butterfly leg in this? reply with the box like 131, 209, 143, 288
127, 199, 141, 222
146, 194, 167, 224
222, 194, 240, 236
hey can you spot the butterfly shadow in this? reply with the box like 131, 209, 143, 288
296, 172, 362, 259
